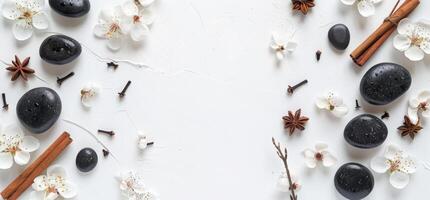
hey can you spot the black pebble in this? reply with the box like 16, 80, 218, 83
49, 0, 90, 18
360, 62, 411, 105
40, 34, 82, 65
16, 87, 62, 134
344, 114, 388, 149
76, 148, 98, 172
328, 24, 350, 50
335, 163, 374, 200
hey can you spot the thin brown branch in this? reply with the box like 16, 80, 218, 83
272, 137, 297, 200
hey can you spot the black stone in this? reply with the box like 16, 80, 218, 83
76, 148, 98, 172
335, 163, 374, 200
360, 62, 411, 105
16, 87, 62, 134
328, 24, 350, 50
40, 34, 82, 65
49, 0, 90, 18
344, 114, 388, 149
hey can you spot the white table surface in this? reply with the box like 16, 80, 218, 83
1, 0, 430, 199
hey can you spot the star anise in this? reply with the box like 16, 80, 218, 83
5, 55, 35, 81
292, 0, 315, 15
282, 109, 309, 135
398, 116, 423, 139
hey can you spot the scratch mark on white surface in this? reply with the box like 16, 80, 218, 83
423, 161, 430, 171
188, 2, 205, 30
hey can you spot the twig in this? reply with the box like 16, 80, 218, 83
272, 137, 297, 200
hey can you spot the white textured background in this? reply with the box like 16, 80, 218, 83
1, 0, 430, 199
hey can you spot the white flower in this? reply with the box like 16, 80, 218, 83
80, 82, 101, 108
137, 130, 150, 150
277, 172, 301, 193
316, 91, 349, 117
118, 171, 158, 200
303, 142, 337, 168
2, 0, 49, 41
340, 0, 383, 17
0, 123, 39, 169
30, 165, 77, 200
122, 0, 155, 42
370, 144, 417, 189
94, 6, 132, 50
393, 18, 430, 61
270, 32, 297, 61
407, 90, 430, 123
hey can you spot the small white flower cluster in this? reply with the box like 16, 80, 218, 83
118, 171, 158, 200
31, 165, 77, 200
393, 18, 430, 61
2, 0, 49, 41
94, 0, 156, 50
0, 123, 39, 170
316, 91, 349, 118
340, 0, 383, 17
407, 90, 430, 124
270, 32, 298, 62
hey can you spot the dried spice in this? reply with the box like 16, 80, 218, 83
355, 99, 361, 110
118, 80, 132, 98
272, 138, 298, 200
287, 80, 308, 95
5, 55, 35, 81
57, 72, 75, 86
98, 129, 115, 136
2, 93, 8, 110
381, 112, 390, 119
107, 62, 119, 70
316, 50, 322, 61
292, 0, 315, 15
102, 149, 110, 157
282, 109, 309, 135
398, 116, 422, 139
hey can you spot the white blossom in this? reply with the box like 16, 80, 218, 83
277, 172, 301, 193
2, 0, 49, 40
118, 171, 158, 200
370, 145, 417, 189
0, 123, 39, 169
303, 142, 337, 168
315, 91, 349, 117
30, 165, 77, 200
270, 32, 297, 61
94, 6, 132, 50
80, 82, 101, 108
393, 18, 430, 61
407, 90, 430, 124
122, 0, 155, 42
340, 0, 383, 17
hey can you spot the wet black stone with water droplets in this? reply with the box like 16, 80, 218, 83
49, 0, 90, 17
328, 24, 350, 50
76, 148, 98, 172
16, 87, 62, 134
335, 163, 374, 200
360, 63, 411, 105
344, 114, 388, 149
40, 34, 82, 65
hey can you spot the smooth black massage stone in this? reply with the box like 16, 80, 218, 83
40, 34, 82, 65
328, 24, 350, 50
76, 148, 98, 172
49, 0, 90, 18
344, 114, 388, 149
16, 87, 62, 134
360, 62, 411, 105
335, 163, 374, 200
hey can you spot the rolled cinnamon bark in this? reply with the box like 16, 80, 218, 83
350, 0, 420, 66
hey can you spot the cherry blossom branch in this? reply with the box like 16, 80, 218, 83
272, 137, 297, 200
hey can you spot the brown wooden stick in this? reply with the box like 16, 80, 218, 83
350, 0, 420, 66
8, 135, 72, 200
1, 132, 72, 200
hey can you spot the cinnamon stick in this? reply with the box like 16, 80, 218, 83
350, 0, 420, 66
1, 132, 72, 200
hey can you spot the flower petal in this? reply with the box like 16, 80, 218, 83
409, 96, 420, 108
405, 45, 425, 61
315, 142, 328, 151
58, 181, 78, 198
393, 34, 411, 52
29, 191, 47, 200
99, 8, 114, 22
276, 51, 284, 61
19, 136, 40, 152
108, 37, 122, 50
390, 171, 410, 189
271, 32, 282, 47
421, 40, 430, 54
303, 148, 315, 158
328, 92, 343, 107
139, 8, 155, 25
14, 151, 30, 165
401, 157, 417, 174
277, 174, 290, 192
32, 12, 49, 30
285, 40, 298, 52
0, 152, 13, 169
21, 0, 45, 12
122, 0, 139, 16
316, 96, 329, 110
417, 90, 430, 102
13, 19, 33, 41
340, 0, 356, 6
47, 165, 67, 177
321, 151, 337, 167
32, 175, 48, 191
397, 18, 413, 35
93, 24, 109, 38
2, 0, 20, 20
130, 23, 149, 42
305, 157, 317, 168
45, 192, 59, 200
407, 108, 419, 124
385, 144, 401, 160
332, 106, 349, 117
139, 0, 155, 7
357, 0, 375, 17
370, 156, 389, 173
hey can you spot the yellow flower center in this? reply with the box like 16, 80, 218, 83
388, 159, 401, 173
